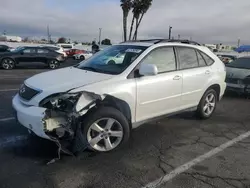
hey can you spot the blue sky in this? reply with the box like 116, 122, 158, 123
0, 0, 249, 44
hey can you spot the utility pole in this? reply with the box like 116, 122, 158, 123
47, 25, 51, 44
178, 34, 180, 40
99, 28, 102, 45
168, 26, 172, 39
237, 38, 240, 48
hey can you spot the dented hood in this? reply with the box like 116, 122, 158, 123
25, 67, 113, 92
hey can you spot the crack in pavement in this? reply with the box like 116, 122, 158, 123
150, 139, 175, 188
189, 136, 218, 148
185, 172, 218, 188
117, 171, 144, 187
184, 172, 249, 188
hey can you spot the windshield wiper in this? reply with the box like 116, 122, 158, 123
81, 66, 101, 72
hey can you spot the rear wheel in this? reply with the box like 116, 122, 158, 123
80, 55, 85, 60
48, 60, 60, 69
80, 107, 130, 152
196, 89, 217, 119
1, 58, 15, 70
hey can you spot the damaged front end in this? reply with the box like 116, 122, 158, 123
39, 91, 105, 155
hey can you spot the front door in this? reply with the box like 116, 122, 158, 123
136, 46, 182, 122
18, 48, 37, 62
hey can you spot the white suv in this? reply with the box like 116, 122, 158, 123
12, 40, 226, 153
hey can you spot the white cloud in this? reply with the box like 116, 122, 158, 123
0, 0, 249, 45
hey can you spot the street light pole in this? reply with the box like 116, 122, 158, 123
237, 38, 240, 48
168, 26, 172, 39
99, 28, 102, 45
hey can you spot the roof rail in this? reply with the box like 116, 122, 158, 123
121, 39, 200, 46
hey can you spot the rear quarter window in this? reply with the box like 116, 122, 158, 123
199, 51, 214, 65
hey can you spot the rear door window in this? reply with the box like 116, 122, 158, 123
177, 47, 199, 69
37, 49, 49, 53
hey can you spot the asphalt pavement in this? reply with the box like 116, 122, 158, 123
0, 59, 250, 188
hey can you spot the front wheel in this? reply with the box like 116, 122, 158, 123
196, 89, 217, 119
48, 60, 60, 69
1, 58, 15, 70
80, 55, 85, 60
80, 107, 130, 152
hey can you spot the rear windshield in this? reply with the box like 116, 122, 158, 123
226, 58, 250, 69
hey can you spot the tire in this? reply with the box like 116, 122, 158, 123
80, 55, 85, 60
80, 106, 130, 152
48, 60, 60, 69
1, 58, 15, 70
196, 89, 218, 119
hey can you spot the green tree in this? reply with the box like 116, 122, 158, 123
101, 38, 112, 45
57, 37, 66, 43
120, 0, 132, 41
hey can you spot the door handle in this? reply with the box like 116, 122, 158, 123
205, 70, 210, 74
173, 75, 181, 80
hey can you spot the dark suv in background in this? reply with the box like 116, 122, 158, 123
0, 46, 65, 70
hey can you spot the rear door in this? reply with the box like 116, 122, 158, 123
36, 48, 50, 62
176, 47, 213, 108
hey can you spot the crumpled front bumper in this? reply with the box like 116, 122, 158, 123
12, 94, 52, 140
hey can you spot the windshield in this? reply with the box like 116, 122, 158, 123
76, 45, 147, 75
12, 47, 25, 52
226, 58, 250, 69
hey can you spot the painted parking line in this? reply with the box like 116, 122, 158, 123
0, 117, 15, 122
0, 89, 18, 92
143, 130, 250, 188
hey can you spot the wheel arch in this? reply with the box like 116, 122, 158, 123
99, 95, 132, 129
205, 84, 221, 101
1, 57, 16, 63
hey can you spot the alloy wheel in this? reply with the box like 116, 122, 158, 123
87, 118, 124, 152
2, 59, 14, 69
203, 93, 216, 116
49, 60, 58, 69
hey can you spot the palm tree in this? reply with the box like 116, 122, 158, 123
121, 0, 132, 41
128, 0, 141, 40
132, 0, 153, 40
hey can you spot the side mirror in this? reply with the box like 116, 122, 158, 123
139, 63, 158, 76
20, 51, 24, 55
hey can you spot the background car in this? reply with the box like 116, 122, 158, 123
0, 44, 11, 53
225, 56, 250, 94
73, 51, 93, 60
0, 46, 65, 70
39, 45, 67, 58
66, 49, 85, 57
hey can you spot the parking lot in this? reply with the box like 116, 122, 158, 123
0, 59, 250, 188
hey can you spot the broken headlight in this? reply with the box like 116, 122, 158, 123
39, 92, 81, 112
